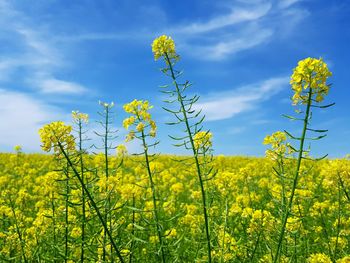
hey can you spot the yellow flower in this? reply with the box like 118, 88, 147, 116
72, 111, 89, 123
123, 99, 157, 140
337, 256, 350, 263
290, 57, 332, 105
151, 35, 177, 60
307, 253, 332, 263
70, 227, 81, 238
14, 145, 22, 153
193, 131, 212, 150
263, 131, 291, 159
165, 228, 177, 239
39, 121, 75, 154
116, 144, 127, 156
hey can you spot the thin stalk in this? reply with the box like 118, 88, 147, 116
333, 180, 342, 261
51, 192, 57, 263
141, 130, 166, 263
9, 197, 28, 263
78, 121, 86, 263
57, 142, 125, 263
129, 195, 135, 263
103, 106, 110, 262
65, 167, 69, 263
165, 53, 212, 263
220, 198, 228, 263
273, 87, 313, 263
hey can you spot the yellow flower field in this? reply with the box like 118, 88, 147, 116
1, 153, 350, 262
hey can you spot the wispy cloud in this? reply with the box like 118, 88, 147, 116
51, 1, 307, 61
278, 0, 302, 9
168, 1, 307, 60
173, 3, 272, 34
35, 77, 88, 94
0, 89, 65, 151
0, 0, 88, 95
194, 77, 288, 121
188, 28, 273, 60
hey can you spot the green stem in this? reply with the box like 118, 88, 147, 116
273, 87, 313, 262
103, 106, 110, 262
220, 198, 228, 263
78, 121, 86, 263
165, 53, 212, 263
57, 142, 125, 263
141, 130, 166, 263
9, 197, 28, 263
51, 192, 58, 263
129, 195, 135, 263
65, 167, 69, 263
334, 180, 342, 261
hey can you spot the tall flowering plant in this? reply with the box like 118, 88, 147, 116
264, 57, 333, 262
152, 35, 216, 263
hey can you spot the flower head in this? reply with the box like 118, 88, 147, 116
152, 35, 177, 60
307, 253, 332, 263
14, 145, 22, 153
193, 131, 212, 150
116, 144, 128, 156
263, 131, 293, 160
290, 57, 332, 105
72, 111, 89, 124
123, 99, 157, 141
39, 121, 75, 154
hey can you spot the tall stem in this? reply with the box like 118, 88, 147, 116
103, 106, 110, 262
165, 53, 212, 263
273, 87, 313, 262
9, 197, 28, 263
57, 142, 125, 263
78, 121, 86, 263
65, 166, 69, 263
141, 131, 166, 263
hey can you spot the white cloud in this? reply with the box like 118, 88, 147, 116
190, 28, 273, 60
37, 78, 87, 94
194, 77, 288, 121
0, 89, 65, 152
279, 0, 302, 9
174, 3, 272, 34
0, 1, 89, 95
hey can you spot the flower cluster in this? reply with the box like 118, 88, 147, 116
72, 111, 89, 123
290, 57, 332, 105
151, 35, 177, 61
39, 121, 76, 154
263, 131, 292, 160
193, 131, 212, 151
123, 99, 157, 141
307, 253, 332, 263
14, 145, 22, 153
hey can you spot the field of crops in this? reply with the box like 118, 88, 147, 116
1, 35, 349, 263
1, 153, 350, 262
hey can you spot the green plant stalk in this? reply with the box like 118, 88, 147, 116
278, 156, 286, 217
57, 141, 125, 263
129, 194, 135, 263
9, 196, 28, 263
78, 120, 86, 263
141, 130, 166, 263
334, 180, 342, 260
51, 192, 58, 263
220, 198, 228, 263
273, 87, 313, 262
64, 167, 69, 263
103, 106, 111, 262
164, 53, 212, 263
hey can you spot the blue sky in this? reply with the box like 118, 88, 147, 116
0, 0, 349, 157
